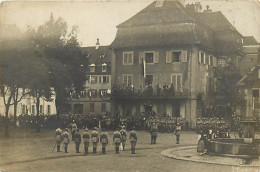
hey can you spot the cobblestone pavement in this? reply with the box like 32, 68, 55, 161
0, 128, 260, 172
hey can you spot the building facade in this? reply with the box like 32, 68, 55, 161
110, 1, 244, 128
68, 42, 112, 115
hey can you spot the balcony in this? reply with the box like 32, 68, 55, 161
111, 85, 189, 100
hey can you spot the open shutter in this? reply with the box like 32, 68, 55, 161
213, 56, 217, 67
198, 51, 201, 63
166, 51, 172, 63
154, 52, 159, 63
139, 52, 144, 64
181, 51, 187, 62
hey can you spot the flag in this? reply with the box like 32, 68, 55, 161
142, 58, 146, 78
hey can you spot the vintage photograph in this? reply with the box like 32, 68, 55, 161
0, 0, 260, 171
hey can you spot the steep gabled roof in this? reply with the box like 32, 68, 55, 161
194, 12, 235, 32
243, 36, 259, 46
118, 1, 193, 28
82, 46, 112, 64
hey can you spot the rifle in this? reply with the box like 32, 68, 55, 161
52, 142, 57, 152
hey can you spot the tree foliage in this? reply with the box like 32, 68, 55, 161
25, 14, 87, 114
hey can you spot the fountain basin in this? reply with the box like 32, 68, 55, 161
207, 139, 260, 157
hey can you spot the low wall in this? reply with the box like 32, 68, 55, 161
207, 139, 260, 156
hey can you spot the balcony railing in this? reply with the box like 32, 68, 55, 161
111, 86, 189, 99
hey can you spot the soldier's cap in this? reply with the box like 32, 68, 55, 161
94, 127, 97, 130
85, 128, 88, 131
65, 128, 68, 131
122, 126, 125, 129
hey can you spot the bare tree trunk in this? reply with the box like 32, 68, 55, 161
13, 102, 17, 128
5, 105, 10, 137
36, 95, 40, 132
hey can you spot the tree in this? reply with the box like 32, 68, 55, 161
26, 14, 87, 116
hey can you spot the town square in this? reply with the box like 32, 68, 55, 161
0, 0, 260, 171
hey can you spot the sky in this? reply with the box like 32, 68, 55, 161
0, 0, 260, 47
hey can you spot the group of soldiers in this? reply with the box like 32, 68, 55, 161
54, 121, 138, 155
196, 117, 232, 138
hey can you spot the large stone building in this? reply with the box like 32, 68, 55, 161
110, 1, 245, 128
68, 40, 112, 115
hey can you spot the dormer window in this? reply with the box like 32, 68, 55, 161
102, 63, 107, 72
90, 63, 96, 73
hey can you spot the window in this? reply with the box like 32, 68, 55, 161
102, 63, 107, 72
123, 52, 133, 65
252, 89, 259, 101
123, 74, 133, 87
172, 51, 181, 62
90, 103, 95, 112
145, 52, 154, 63
90, 76, 98, 84
205, 54, 209, 65
32, 105, 35, 114
199, 52, 205, 64
22, 105, 26, 114
102, 76, 109, 84
101, 103, 106, 112
100, 89, 108, 98
40, 105, 43, 113
145, 75, 153, 85
218, 58, 226, 67
209, 55, 213, 66
89, 89, 97, 98
171, 74, 182, 91
157, 103, 166, 114
47, 105, 51, 114
90, 64, 96, 73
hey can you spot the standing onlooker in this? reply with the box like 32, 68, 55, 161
71, 120, 77, 141
74, 128, 81, 153
197, 131, 207, 155
174, 123, 181, 144
129, 126, 137, 154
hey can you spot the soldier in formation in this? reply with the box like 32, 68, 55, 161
100, 128, 109, 154
91, 127, 99, 153
62, 128, 70, 153
113, 128, 121, 154
55, 128, 62, 152
129, 127, 137, 154
82, 127, 90, 155
150, 123, 158, 144
120, 126, 127, 151
74, 128, 81, 153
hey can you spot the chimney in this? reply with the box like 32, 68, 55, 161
95, 38, 100, 50
185, 2, 202, 13
203, 5, 212, 13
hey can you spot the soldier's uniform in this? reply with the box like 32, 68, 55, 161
129, 127, 137, 154
174, 123, 181, 144
55, 128, 62, 152
62, 128, 70, 153
91, 127, 99, 153
113, 129, 121, 154
150, 123, 158, 144
120, 126, 127, 151
71, 121, 77, 141
82, 128, 90, 154
74, 128, 81, 153
100, 129, 109, 154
